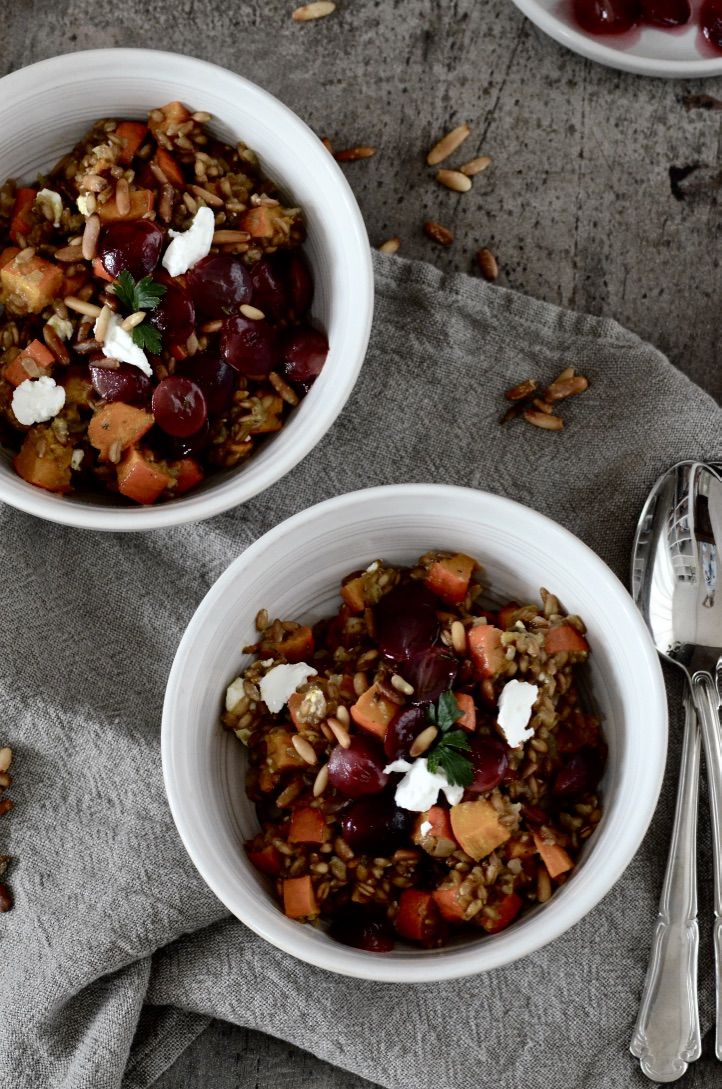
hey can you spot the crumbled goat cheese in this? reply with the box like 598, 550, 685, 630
259, 662, 318, 714
11, 377, 65, 426
497, 679, 539, 748
419, 820, 433, 837
76, 195, 92, 217
225, 677, 247, 714
47, 314, 74, 341
70, 448, 84, 471
161, 206, 215, 277
383, 757, 465, 811
35, 188, 63, 227
95, 312, 152, 377
366, 560, 380, 573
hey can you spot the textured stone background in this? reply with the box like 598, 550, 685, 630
2, 0, 722, 1084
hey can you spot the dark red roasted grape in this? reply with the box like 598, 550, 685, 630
340, 793, 414, 853
384, 706, 427, 761
572, 0, 640, 33
89, 362, 152, 404
250, 257, 289, 322
98, 220, 164, 280
286, 251, 314, 314
187, 254, 252, 317
281, 326, 328, 386
149, 280, 195, 347
467, 736, 509, 794
553, 748, 604, 798
700, 0, 722, 49
152, 376, 207, 437
375, 583, 439, 662
327, 738, 389, 797
329, 905, 395, 952
639, 0, 689, 24
177, 351, 236, 415
405, 648, 458, 705
220, 315, 278, 377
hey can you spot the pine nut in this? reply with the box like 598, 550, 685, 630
451, 620, 467, 655
505, 378, 538, 402
313, 763, 329, 797
292, 0, 336, 20
0, 749, 12, 774
459, 155, 492, 176
94, 305, 113, 344
426, 123, 471, 166
240, 304, 265, 320
328, 718, 351, 749
378, 237, 401, 255
523, 409, 564, 431
436, 169, 472, 193
121, 311, 146, 331
81, 214, 100, 261
410, 725, 438, 758
391, 673, 414, 696
292, 734, 317, 765
353, 671, 368, 696
335, 705, 350, 727
115, 177, 131, 217
537, 867, 552, 902
255, 608, 269, 631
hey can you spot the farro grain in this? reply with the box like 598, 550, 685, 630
423, 220, 454, 246
537, 868, 552, 902
191, 184, 224, 207
213, 230, 251, 244
115, 177, 131, 216
523, 409, 563, 431
269, 371, 299, 405
54, 245, 85, 262
334, 146, 376, 162
451, 620, 467, 654
476, 247, 498, 282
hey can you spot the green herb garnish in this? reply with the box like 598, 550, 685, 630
112, 271, 166, 355
426, 690, 474, 788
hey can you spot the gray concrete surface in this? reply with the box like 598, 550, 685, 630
3, 0, 722, 1085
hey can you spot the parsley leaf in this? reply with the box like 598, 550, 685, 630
131, 321, 162, 355
427, 689, 463, 734
427, 730, 473, 788
113, 270, 167, 313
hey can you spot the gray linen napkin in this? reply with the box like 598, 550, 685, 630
2, 251, 720, 1089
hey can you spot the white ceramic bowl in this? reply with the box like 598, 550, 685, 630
0, 49, 373, 530
162, 484, 667, 982
511, 0, 722, 77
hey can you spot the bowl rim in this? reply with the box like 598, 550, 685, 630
162, 482, 668, 982
510, 0, 722, 78
0, 48, 373, 531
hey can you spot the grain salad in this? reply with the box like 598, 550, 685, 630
0, 103, 327, 504
223, 550, 606, 951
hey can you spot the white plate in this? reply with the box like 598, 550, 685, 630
511, 0, 722, 77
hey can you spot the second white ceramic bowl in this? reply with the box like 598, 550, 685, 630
162, 484, 667, 981
0, 49, 373, 530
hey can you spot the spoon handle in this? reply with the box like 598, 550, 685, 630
690, 670, 722, 1062
630, 690, 701, 1082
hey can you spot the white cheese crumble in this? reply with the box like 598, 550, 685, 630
11, 376, 65, 426
225, 677, 247, 714
384, 757, 465, 811
70, 448, 84, 471
35, 188, 63, 227
259, 662, 318, 714
366, 560, 380, 573
95, 312, 153, 377
77, 195, 92, 217
161, 205, 215, 277
419, 819, 433, 837
47, 314, 74, 341
497, 679, 539, 748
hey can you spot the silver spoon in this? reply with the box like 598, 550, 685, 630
630, 461, 722, 1079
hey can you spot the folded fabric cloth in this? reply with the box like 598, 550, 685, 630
2, 251, 720, 1089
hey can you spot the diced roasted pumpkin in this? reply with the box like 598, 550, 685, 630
169, 456, 204, 495
431, 884, 468, 923
454, 692, 476, 733
413, 806, 458, 858
425, 553, 475, 606
3, 339, 54, 386
115, 121, 148, 165
497, 603, 521, 630
350, 682, 400, 741
467, 624, 505, 679
282, 875, 318, 919
14, 426, 72, 493
0, 252, 64, 313
340, 576, 366, 614
154, 147, 185, 186
288, 806, 329, 844
265, 728, 306, 773
239, 205, 276, 238
0, 247, 20, 270
96, 188, 155, 224
287, 691, 304, 730
259, 625, 314, 664
9, 188, 37, 244
246, 843, 283, 877
544, 624, 590, 656
92, 256, 114, 283
532, 832, 574, 879
88, 402, 154, 461
148, 101, 191, 141
450, 799, 512, 862
395, 889, 446, 946
116, 447, 171, 504
475, 891, 523, 933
